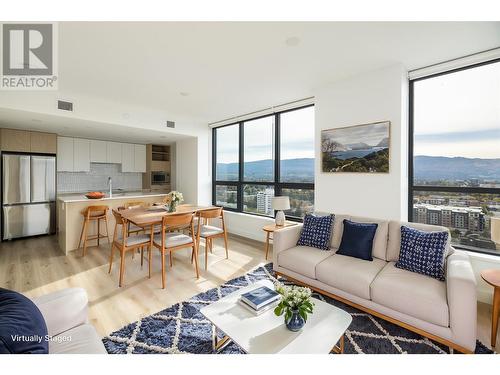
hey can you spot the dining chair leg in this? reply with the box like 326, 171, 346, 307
193, 244, 200, 278
169, 251, 173, 268
141, 247, 144, 267
205, 238, 208, 270
119, 251, 125, 287
223, 232, 229, 259
97, 219, 101, 246
104, 216, 111, 244
209, 238, 213, 253
148, 247, 152, 279
108, 244, 114, 273
161, 251, 166, 289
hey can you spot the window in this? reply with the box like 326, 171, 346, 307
409, 59, 500, 255
213, 105, 315, 219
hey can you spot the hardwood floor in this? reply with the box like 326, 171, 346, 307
0, 234, 498, 352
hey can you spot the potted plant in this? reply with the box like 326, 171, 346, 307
274, 282, 314, 331
164, 191, 184, 212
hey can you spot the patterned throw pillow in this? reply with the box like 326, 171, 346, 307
296, 214, 335, 251
395, 226, 449, 281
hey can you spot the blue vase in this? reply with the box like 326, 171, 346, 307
286, 309, 305, 331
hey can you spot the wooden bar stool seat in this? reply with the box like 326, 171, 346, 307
78, 205, 111, 257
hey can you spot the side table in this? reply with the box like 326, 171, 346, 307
481, 269, 500, 347
262, 222, 297, 260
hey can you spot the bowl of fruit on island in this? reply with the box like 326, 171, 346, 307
85, 191, 105, 199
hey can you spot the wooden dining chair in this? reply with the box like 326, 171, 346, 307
78, 205, 111, 257
194, 207, 229, 270
108, 209, 153, 287
151, 212, 199, 289
120, 201, 147, 235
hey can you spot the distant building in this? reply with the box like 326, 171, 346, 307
413, 203, 485, 232
257, 189, 274, 216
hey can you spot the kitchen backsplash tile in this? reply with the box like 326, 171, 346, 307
57, 163, 142, 193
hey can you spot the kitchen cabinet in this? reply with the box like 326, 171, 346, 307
106, 142, 122, 164
1, 129, 31, 152
121, 143, 135, 172
134, 144, 146, 172
73, 138, 90, 172
90, 140, 107, 163
57, 137, 74, 172
30, 131, 57, 154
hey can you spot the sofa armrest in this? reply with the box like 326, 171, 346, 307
31, 288, 89, 337
446, 250, 477, 351
272, 224, 303, 270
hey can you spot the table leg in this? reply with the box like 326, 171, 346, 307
492, 287, 500, 347
265, 231, 270, 260
213, 333, 232, 353
332, 334, 344, 354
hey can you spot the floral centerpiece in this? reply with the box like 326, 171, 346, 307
163, 191, 184, 212
274, 282, 314, 331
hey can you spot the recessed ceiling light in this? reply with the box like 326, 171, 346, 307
179, 92, 190, 97
285, 36, 300, 47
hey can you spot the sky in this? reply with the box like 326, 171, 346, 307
414, 60, 500, 159
216, 106, 314, 163
321, 121, 389, 147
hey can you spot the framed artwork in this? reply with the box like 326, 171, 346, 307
321, 121, 390, 173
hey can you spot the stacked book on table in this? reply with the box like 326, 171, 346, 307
238, 286, 281, 316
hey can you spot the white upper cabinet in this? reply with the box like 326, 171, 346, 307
134, 144, 146, 173
57, 137, 74, 172
106, 142, 122, 164
90, 140, 107, 163
73, 138, 90, 172
121, 143, 135, 172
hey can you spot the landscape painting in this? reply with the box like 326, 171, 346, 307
321, 121, 390, 173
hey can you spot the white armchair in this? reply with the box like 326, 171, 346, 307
32, 288, 107, 354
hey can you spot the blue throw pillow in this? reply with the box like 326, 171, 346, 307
0, 288, 49, 354
395, 226, 448, 281
337, 219, 378, 261
296, 214, 334, 250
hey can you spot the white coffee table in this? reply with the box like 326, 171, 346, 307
200, 279, 352, 354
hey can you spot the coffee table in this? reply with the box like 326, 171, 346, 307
200, 279, 352, 354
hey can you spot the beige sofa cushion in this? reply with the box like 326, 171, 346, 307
387, 221, 451, 262
330, 214, 351, 249
349, 216, 389, 261
316, 254, 386, 300
278, 246, 333, 279
49, 324, 107, 354
371, 262, 449, 327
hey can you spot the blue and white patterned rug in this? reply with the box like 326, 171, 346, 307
103, 263, 492, 354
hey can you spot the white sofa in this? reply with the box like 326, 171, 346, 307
273, 214, 477, 353
31, 288, 107, 354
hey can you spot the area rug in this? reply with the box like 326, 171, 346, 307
103, 263, 492, 354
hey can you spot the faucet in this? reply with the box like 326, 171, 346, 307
108, 177, 112, 197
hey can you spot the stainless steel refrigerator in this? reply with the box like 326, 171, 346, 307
2, 154, 56, 240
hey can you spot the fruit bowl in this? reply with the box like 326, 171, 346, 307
85, 191, 105, 199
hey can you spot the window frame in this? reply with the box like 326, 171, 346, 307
408, 58, 500, 256
212, 104, 315, 221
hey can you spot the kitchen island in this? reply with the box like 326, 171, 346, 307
57, 191, 168, 254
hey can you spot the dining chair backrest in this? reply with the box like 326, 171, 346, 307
124, 201, 145, 209
161, 212, 194, 229
197, 207, 223, 220
112, 209, 128, 241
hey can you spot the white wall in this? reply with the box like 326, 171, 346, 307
224, 211, 275, 242
175, 137, 199, 204
314, 64, 408, 220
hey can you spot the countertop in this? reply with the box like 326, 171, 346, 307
57, 191, 169, 203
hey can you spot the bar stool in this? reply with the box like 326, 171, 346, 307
78, 205, 111, 257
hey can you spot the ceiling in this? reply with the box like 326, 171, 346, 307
55, 22, 500, 123
0, 108, 191, 144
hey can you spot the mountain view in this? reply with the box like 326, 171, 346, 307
217, 158, 314, 182
414, 156, 500, 183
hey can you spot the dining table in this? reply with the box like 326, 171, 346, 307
119, 204, 217, 228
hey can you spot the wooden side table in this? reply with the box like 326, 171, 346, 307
262, 222, 297, 260
481, 269, 500, 347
